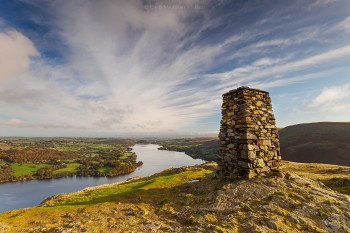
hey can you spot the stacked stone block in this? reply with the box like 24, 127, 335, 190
216, 86, 281, 179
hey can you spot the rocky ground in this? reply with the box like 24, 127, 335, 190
0, 162, 349, 233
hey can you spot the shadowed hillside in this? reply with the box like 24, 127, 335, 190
279, 122, 350, 166
158, 122, 350, 167
158, 138, 219, 161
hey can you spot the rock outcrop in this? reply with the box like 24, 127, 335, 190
217, 86, 281, 179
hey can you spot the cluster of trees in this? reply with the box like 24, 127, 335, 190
1, 147, 72, 164
106, 161, 143, 177
76, 152, 142, 177
0, 165, 15, 182
32, 164, 69, 179
76, 161, 142, 177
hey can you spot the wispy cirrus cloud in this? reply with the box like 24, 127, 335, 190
211, 44, 350, 92
335, 16, 350, 33
1, 0, 350, 135
1, 0, 227, 134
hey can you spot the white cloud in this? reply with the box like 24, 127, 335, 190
245, 67, 347, 90
311, 84, 350, 112
1, 1, 350, 135
308, 0, 338, 8
252, 57, 282, 66
37, 0, 228, 133
0, 1, 227, 135
211, 44, 350, 91
335, 16, 350, 33
0, 119, 36, 128
252, 39, 292, 48
0, 30, 39, 83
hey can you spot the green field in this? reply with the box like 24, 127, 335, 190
11, 163, 51, 177
53, 163, 81, 175
46, 167, 210, 206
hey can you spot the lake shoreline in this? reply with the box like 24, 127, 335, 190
0, 168, 140, 184
0, 144, 205, 213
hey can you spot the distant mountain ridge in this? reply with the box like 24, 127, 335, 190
279, 122, 350, 166
158, 122, 350, 167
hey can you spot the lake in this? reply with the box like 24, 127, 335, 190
0, 144, 205, 213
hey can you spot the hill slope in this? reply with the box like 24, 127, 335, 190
279, 122, 350, 166
0, 162, 349, 233
158, 122, 350, 166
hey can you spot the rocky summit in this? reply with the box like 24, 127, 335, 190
1, 162, 349, 233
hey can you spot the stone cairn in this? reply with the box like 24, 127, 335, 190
216, 86, 281, 179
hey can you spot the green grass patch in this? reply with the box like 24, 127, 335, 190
89, 144, 115, 150
119, 152, 131, 160
98, 167, 112, 173
11, 163, 51, 177
0, 159, 6, 165
53, 163, 81, 175
84, 153, 99, 157
45, 168, 210, 206
63, 159, 76, 163
282, 161, 350, 196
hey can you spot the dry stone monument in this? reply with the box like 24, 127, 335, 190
216, 86, 281, 179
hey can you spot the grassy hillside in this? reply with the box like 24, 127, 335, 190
0, 161, 349, 232
279, 122, 350, 166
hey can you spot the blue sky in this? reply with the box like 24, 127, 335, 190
0, 0, 349, 137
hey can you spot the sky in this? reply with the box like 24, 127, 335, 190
0, 0, 349, 137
